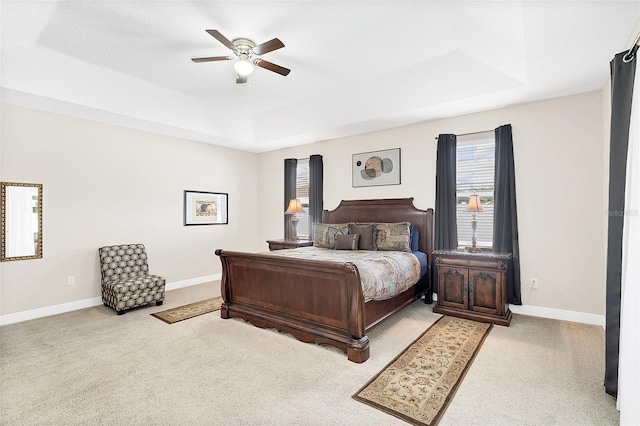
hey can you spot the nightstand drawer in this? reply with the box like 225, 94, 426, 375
435, 255, 502, 270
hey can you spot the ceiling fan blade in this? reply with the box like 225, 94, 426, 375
252, 37, 285, 55
191, 56, 233, 63
254, 59, 290, 76
236, 74, 248, 84
206, 29, 236, 51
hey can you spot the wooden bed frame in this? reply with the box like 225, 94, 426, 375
215, 198, 434, 363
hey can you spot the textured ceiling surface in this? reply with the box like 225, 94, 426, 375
2, 1, 639, 152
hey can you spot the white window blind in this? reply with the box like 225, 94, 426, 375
456, 136, 495, 248
296, 159, 310, 238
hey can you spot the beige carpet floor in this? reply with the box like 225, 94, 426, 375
0, 282, 618, 425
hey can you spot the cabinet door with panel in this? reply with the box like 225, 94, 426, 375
438, 267, 468, 310
468, 270, 502, 316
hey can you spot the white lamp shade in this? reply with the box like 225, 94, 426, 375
285, 199, 305, 214
466, 194, 484, 212
234, 59, 254, 76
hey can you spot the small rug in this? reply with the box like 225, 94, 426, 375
151, 297, 223, 324
353, 316, 492, 426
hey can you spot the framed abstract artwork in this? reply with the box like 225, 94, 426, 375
183, 190, 228, 225
352, 148, 401, 187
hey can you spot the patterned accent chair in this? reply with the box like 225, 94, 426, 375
98, 244, 165, 315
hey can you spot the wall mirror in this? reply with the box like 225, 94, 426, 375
1, 182, 43, 261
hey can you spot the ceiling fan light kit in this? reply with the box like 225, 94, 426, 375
192, 29, 290, 84
234, 59, 254, 76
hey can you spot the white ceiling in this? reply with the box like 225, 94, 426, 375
2, 1, 639, 153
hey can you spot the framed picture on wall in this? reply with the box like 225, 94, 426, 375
183, 190, 228, 225
352, 148, 401, 187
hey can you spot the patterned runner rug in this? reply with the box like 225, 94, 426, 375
151, 297, 223, 324
353, 316, 492, 426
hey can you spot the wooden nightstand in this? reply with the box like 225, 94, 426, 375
433, 250, 512, 326
266, 239, 313, 251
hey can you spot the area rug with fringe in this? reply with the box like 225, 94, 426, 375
353, 316, 492, 426
151, 297, 223, 324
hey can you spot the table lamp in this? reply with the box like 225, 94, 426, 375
466, 194, 483, 253
285, 198, 305, 240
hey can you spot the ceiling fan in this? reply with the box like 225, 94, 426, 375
191, 29, 291, 84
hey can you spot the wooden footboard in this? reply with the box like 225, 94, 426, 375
216, 249, 371, 362
215, 198, 434, 363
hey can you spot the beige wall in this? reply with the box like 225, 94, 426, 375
1, 90, 607, 318
258, 91, 606, 316
0, 104, 260, 315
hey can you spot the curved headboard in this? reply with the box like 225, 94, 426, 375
321, 198, 434, 261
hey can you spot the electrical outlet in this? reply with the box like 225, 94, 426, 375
67, 276, 75, 286
530, 278, 539, 289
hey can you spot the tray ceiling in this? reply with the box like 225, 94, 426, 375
2, 1, 639, 152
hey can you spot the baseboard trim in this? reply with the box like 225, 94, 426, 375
0, 274, 221, 326
2, 279, 604, 328
430, 293, 603, 327
508, 304, 605, 327
165, 274, 221, 291
0, 296, 105, 327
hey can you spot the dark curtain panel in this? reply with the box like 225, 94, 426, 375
434, 134, 458, 251
493, 124, 522, 305
605, 50, 636, 398
309, 155, 324, 239
284, 158, 297, 240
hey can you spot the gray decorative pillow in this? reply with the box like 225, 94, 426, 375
375, 222, 411, 252
335, 234, 360, 250
312, 223, 329, 248
349, 223, 376, 250
312, 223, 351, 248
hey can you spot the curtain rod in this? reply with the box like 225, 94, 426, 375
624, 31, 640, 63
434, 129, 494, 140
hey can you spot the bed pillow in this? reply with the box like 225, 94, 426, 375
348, 223, 376, 250
312, 223, 327, 247
375, 222, 411, 252
335, 233, 360, 250
312, 223, 351, 249
409, 225, 420, 251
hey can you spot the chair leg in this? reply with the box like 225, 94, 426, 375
156, 300, 164, 306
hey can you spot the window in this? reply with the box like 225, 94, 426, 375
295, 158, 310, 238
456, 135, 495, 248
